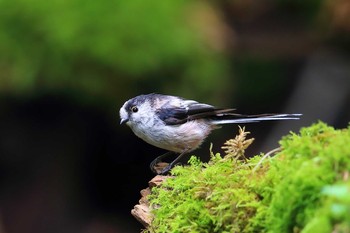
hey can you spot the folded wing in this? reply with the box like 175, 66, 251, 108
156, 100, 301, 125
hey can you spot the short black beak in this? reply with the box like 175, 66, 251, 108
120, 118, 128, 125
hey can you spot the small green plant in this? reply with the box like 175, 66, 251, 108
145, 122, 350, 233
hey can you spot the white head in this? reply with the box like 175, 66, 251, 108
119, 94, 154, 127
120, 93, 186, 125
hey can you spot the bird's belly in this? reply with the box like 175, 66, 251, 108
131, 120, 212, 153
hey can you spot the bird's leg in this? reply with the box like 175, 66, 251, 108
159, 150, 188, 175
150, 151, 174, 174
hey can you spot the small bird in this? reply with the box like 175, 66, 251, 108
120, 93, 301, 174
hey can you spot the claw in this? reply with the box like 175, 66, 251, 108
150, 151, 174, 174
159, 165, 172, 175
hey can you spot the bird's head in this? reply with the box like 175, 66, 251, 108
119, 94, 154, 126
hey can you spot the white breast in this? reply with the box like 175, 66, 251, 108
129, 119, 214, 153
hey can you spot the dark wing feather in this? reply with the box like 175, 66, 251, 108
156, 102, 225, 125
156, 100, 301, 125
187, 108, 236, 121
156, 107, 188, 125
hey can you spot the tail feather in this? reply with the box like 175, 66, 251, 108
210, 113, 302, 125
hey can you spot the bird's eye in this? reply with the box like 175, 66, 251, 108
131, 106, 138, 113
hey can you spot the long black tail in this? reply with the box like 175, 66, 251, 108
210, 113, 302, 125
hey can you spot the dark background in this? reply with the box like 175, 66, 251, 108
0, 0, 349, 232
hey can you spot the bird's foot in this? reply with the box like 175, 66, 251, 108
150, 151, 174, 174
159, 164, 172, 175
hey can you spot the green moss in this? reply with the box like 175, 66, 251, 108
145, 122, 350, 233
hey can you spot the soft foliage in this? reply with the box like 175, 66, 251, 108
0, 0, 229, 101
146, 122, 350, 232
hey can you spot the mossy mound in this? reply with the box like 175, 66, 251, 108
146, 122, 350, 233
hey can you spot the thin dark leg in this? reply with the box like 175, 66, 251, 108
150, 151, 174, 174
159, 151, 188, 175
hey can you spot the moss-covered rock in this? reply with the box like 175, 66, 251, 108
145, 122, 350, 233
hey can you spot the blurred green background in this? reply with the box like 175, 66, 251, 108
0, 0, 349, 232
0, 0, 232, 103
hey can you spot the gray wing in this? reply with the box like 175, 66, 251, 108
155, 97, 301, 125
156, 100, 232, 125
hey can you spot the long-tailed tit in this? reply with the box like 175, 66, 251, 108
119, 93, 301, 174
